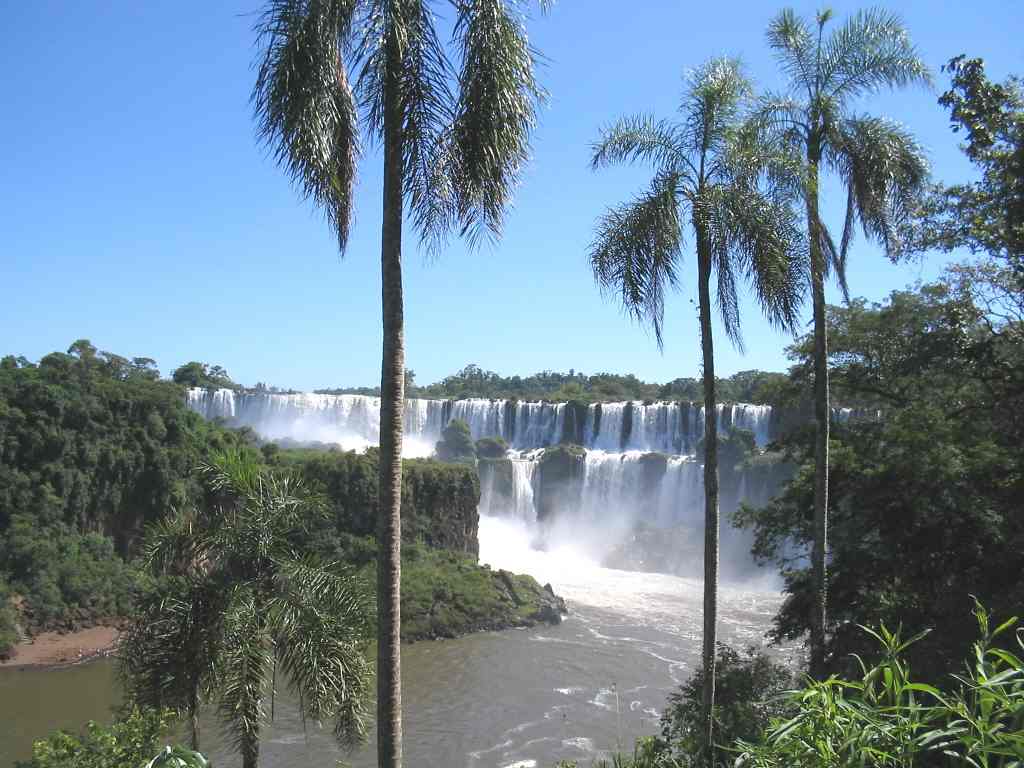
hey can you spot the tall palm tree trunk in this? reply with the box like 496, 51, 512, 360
806, 150, 829, 679
377, 36, 405, 768
697, 233, 719, 764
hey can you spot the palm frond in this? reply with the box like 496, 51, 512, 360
399, 0, 458, 254
591, 114, 691, 178
828, 115, 930, 261
269, 557, 374, 745
142, 508, 204, 577
816, 215, 848, 300
216, 587, 270, 765
589, 171, 684, 348
450, 0, 546, 246
766, 9, 816, 98
822, 7, 932, 101
721, 184, 806, 336
121, 577, 225, 717
682, 57, 751, 162
704, 197, 745, 351
252, 0, 360, 253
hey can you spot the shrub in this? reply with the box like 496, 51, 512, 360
435, 419, 476, 462
734, 603, 1024, 767
0, 576, 20, 656
659, 645, 794, 766
15, 707, 178, 768
475, 436, 509, 459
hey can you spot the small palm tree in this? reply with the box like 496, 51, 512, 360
121, 451, 374, 768
251, 5, 548, 764
589, 58, 804, 763
761, 7, 930, 676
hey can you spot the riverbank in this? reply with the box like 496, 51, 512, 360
0, 626, 121, 669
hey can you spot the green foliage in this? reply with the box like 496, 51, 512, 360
121, 451, 374, 761
475, 436, 509, 459
736, 275, 1023, 681
0, 576, 20, 654
435, 418, 476, 463
0, 343, 247, 630
656, 646, 794, 766
170, 362, 236, 390
0, 517, 136, 629
270, 447, 480, 555
391, 543, 563, 640
913, 56, 1023, 282
14, 706, 177, 768
145, 746, 210, 768
734, 607, 1024, 768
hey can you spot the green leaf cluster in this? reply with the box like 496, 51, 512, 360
14, 706, 178, 768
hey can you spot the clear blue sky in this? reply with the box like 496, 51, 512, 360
2, 1, 1021, 391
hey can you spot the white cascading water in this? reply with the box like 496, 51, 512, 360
510, 460, 537, 523
185, 388, 780, 455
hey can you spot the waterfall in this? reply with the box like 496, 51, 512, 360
575, 451, 704, 528
183, 388, 791, 580
186, 388, 778, 454
510, 460, 537, 523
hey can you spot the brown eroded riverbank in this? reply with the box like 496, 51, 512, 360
0, 626, 121, 669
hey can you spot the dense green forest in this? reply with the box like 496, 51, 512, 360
0, 342, 247, 639
735, 268, 1024, 682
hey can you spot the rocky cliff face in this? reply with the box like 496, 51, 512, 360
285, 449, 480, 556
534, 445, 585, 521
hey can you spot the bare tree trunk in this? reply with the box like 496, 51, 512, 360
377, 28, 405, 768
806, 151, 829, 679
697, 232, 719, 765
189, 687, 200, 752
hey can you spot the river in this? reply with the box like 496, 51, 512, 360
0, 516, 783, 767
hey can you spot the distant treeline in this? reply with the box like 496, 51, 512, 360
150, 354, 795, 406
318, 365, 790, 405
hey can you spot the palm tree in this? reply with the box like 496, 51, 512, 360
589, 58, 804, 763
121, 451, 374, 768
251, 5, 547, 764
761, 7, 930, 677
